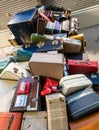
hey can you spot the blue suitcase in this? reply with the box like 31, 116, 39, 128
7, 8, 38, 45
66, 87, 99, 120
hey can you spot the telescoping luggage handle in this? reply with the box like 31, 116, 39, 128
74, 61, 90, 64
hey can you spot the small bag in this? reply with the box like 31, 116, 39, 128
66, 87, 99, 120
67, 59, 98, 74
0, 62, 31, 80
59, 74, 92, 96
0, 112, 22, 130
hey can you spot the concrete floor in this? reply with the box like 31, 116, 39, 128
80, 24, 99, 62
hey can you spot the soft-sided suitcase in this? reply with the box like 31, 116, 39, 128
69, 111, 99, 130
21, 111, 47, 130
66, 87, 99, 120
86, 73, 99, 89
63, 38, 82, 53
29, 53, 64, 80
67, 59, 98, 74
7, 8, 38, 45
59, 74, 92, 96
10, 76, 40, 112
46, 93, 69, 130
0, 62, 30, 80
0, 112, 22, 130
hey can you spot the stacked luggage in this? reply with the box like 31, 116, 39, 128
0, 3, 99, 130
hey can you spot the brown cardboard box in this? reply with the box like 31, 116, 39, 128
29, 53, 64, 80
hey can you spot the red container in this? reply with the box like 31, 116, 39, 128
67, 59, 98, 74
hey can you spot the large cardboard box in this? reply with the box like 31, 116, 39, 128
29, 53, 64, 80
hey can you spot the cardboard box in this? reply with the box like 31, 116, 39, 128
29, 53, 64, 80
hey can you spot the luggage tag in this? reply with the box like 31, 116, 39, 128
17, 81, 30, 94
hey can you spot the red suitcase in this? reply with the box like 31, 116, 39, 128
67, 59, 98, 74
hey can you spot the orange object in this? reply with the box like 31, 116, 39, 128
0, 112, 22, 130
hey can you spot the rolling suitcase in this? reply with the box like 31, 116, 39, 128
0, 112, 22, 130
69, 111, 99, 130
59, 74, 92, 96
21, 111, 47, 130
46, 93, 69, 130
67, 59, 98, 74
66, 87, 99, 120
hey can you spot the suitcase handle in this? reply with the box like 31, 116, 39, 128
75, 61, 90, 64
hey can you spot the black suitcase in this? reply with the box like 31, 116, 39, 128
7, 8, 38, 45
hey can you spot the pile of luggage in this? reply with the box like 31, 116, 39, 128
0, 4, 99, 130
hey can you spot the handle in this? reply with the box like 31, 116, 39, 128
74, 61, 90, 64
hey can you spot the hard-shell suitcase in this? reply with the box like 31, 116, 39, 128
10, 76, 40, 112
37, 18, 46, 35
21, 111, 47, 130
69, 111, 99, 130
16, 49, 32, 62
67, 59, 98, 74
66, 52, 89, 61
63, 38, 82, 53
61, 20, 70, 32
66, 87, 99, 120
69, 33, 86, 52
69, 17, 79, 36
86, 73, 99, 89
0, 112, 22, 130
0, 62, 30, 80
23, 39, 63, 53
29, 53, 64, 80
7, 8, 38, 45
59, 74, 92, 96
0, 57, 15, 74
46, 93, 69, 130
